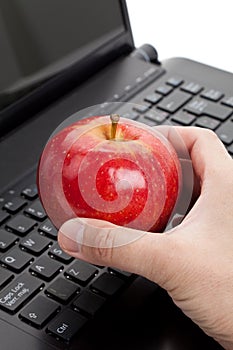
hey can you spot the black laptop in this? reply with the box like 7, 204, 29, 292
0, 1, 231, 349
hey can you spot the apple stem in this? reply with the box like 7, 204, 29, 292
110, 114, 120, 140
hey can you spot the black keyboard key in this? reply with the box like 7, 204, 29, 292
65, 261, 98, 286
184, 99, 232, 121
122, 111, 139, 120
47, 309, 87, 342
195, 116, 220, 130
139, 117, 158, 127
21, 185, 38, 200
133, 104, 150, 114
0, 268, 14, 289
73, 290, 105, 317
0, 211, 10, 225
0, 229, 18, 252
24, 200, 47, 221
39, 219, 57, 239
46, 277, 79, 304
30, 256, 63, 281
6, 214, 36, 236
20, 231, 51, 255
227, 143, 233, 155
221, 96, 233, 108
1, 247, 34, 272
91, 272, 125, 297
201, 88, 223, 101
4, 197, 27, 214
157, 91, 191, 113
0, 273, 43, 314
144, 109, 169, 123
108, 268, 133, 279
20, 295, 59, 328
215, 120, 233, 145
166, 77, 183, 87
171, 111, 196, 126
144, 93, 162, 104
156, 85, 173, 96
181, 82, 202, 95
48, 243, 73, 264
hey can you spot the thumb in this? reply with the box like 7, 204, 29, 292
58, 217, 178, 287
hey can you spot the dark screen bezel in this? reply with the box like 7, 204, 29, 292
0, 0, 134, 139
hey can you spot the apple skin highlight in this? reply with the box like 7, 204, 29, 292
38, 116, 182, 232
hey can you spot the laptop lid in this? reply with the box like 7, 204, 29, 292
0, 0, 134, 138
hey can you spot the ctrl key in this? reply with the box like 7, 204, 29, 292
47, 309, 87, 342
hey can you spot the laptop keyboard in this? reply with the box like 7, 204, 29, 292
0, 179, 134, 343
0, 73, 233, 345
122, 76, 233, 156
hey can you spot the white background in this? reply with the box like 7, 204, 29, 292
126, 0, 233, 74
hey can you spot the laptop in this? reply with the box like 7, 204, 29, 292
0, 1, 231, 349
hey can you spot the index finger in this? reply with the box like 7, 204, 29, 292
156, 125, 231, 183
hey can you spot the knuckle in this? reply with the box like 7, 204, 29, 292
194, 127, 216, 139
96, 228, 115, 260
204, 128, 218, 140
83, 228, 115, 264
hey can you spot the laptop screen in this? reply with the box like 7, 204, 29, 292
0, 0, 126, 112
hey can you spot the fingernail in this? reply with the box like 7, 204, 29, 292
59, 218, 85, 251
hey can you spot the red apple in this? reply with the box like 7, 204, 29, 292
38, 115, 182, 232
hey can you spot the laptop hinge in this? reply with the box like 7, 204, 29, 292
130, 44, 160, 65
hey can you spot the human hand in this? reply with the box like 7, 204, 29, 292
58, 127, 233, 350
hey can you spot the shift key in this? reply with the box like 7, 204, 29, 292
0, 273, 43, 314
